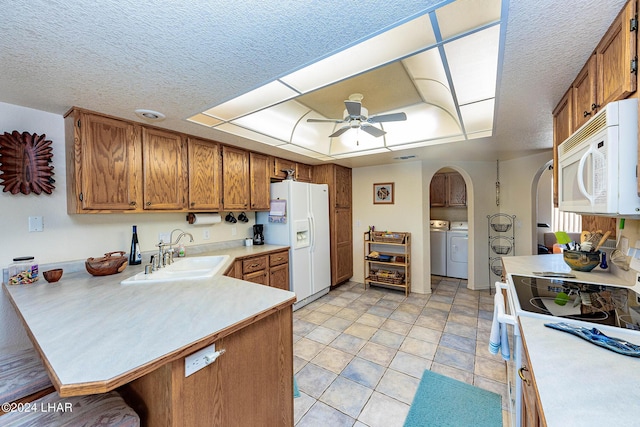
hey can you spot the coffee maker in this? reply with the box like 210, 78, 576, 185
253, 224, 264, 245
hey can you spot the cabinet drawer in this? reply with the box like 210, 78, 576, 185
242, 256, 268, 274
269, 251, 289, 267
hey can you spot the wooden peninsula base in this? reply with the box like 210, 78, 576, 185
120, 307, 293, 427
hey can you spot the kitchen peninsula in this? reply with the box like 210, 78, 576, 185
3, 245, 296, 427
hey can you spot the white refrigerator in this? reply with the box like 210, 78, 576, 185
257, 181, 331, 310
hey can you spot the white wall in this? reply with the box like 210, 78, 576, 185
352, 162, 425, 292
498, 152, 554, 257
0, 102, 254, 351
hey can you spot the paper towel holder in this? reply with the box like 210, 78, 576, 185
186, 213, 221, 225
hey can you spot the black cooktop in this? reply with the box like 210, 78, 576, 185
511, 275, 640, 330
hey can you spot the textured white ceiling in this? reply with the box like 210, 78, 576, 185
0, 0, 629, 167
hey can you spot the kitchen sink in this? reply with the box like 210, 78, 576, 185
120, 255, 229, 285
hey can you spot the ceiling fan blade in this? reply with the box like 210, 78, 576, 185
344, 100, 362, 117
307, 118, 344, 123
368, 112, 407, 123
361, 124, 386, 137
329, 126, 350, 138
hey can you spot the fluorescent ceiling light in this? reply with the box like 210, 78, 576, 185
187, 0, 504, 161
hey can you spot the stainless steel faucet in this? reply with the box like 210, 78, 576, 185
154, 230, 194, 268
169, 229, 194, 253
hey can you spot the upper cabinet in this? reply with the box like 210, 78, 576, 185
334, 165, 352, 209
142, 128, 187, 210
65, 109, 141, 213
296, 163, 313, 183
271, 157, 296, 180
187, 137, 221, 211
552, 0, 637, 206
430, 172, 466, 208
222, 146, 250, 210
249, 152, 270, 210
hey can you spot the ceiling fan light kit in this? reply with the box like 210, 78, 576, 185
307, 93, 407, 138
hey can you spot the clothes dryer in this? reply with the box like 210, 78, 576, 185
447, 221, 468, 279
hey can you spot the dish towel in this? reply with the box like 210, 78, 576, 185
489, 292, 511, 360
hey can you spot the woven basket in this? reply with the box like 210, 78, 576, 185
371, 232, 406, 244
368, 269, 404, 285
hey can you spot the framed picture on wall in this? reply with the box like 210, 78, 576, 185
373, 182, 394, 204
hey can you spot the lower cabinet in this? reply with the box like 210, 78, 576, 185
121, 306, 293, 426
521, 343, 546, 427
224, 249, 290, 290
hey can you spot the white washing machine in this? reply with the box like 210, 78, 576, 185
447, 221, 468, 279
430, 220, 449, 276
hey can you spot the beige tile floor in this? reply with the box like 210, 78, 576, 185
293, 276, 509, 427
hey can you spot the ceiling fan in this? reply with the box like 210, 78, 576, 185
307, 93, 407, 138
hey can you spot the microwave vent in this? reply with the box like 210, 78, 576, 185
559, 110, 608, 156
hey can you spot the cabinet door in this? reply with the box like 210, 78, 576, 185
142, 128, 187, 210
269, 263, 289, 290
334, 165, 352, 208
447, 173, 466, 207
552, 88, 573, 207
222, 146, 250, 210
334, 207, 353, 284
187, 137, 221, 211
272, 157, 296, 180
572, 54, 597, 130
596, 0, 637, 107
243, 269, 268, 286
76, 113, 140, 211
223, 261, 242, 279
249, 152, 270, 210
430, 173, 447, 207
296, 163, 313, 182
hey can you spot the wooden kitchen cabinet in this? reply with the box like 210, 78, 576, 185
552, 88, 573, 207
552, 0, 637, 206
223, 249, 290, 290
122, 305, 293, 427
187, 137, 221, 211
222, 145, 250, 210
313, 164, 353, 286
521, 339, 546, 427
296, 163, 313, 182
271, 157, 296, 180
142, 127, 187, 210
249, 152, 270, 210
430, 172, 466, 207
64, 109, 141, 213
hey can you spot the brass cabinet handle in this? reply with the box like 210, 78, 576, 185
250, 263, 260, 268
146, 202, 151, 206
591, 103, 600, 110
129, 201, 136, 206
518, 367, 531, 386
583, 110, 591, 117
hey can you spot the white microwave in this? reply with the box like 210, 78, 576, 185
558, 98, 640, 216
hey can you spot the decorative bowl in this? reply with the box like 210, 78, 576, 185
563, 250, 600, 272
43, 268, 63, 283
85, 251, 128, 276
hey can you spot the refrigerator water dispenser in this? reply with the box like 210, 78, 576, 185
294, 220, 310, 248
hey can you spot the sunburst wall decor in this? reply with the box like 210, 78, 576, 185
0, 130, 55, 195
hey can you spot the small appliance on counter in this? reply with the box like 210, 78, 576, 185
253, 224, 264, 245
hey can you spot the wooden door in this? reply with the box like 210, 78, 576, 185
222, 146, 250, 210
269, 263, 289, 290
77, 113, 139, 211
272, 157, 296, 180
187, 137, 221, 211
572, 55, 597, 130
334, 165, 352, 208
596, 0, 637, 107
430, 173, 447, 207
447, 173, 466, 207
552, 88, 573, 207
334, 207, 353, 285
142, 128, 187, 210
243, 270, 268, 286
249, 152, 270, 210
296, 163, 313, 182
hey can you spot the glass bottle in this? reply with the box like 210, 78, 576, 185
129, 225, 142, 265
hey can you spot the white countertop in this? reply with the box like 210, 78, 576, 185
519, 316, 640, 426
3, 244, 295, 396
503, 254, 640, 426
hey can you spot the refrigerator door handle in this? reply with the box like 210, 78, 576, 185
308, 215, 315, 252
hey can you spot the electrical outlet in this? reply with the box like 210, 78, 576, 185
231, 226, 237, 236
185, 343, 222, 377
159, 232, 170, 244
203, 229, 210, 240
